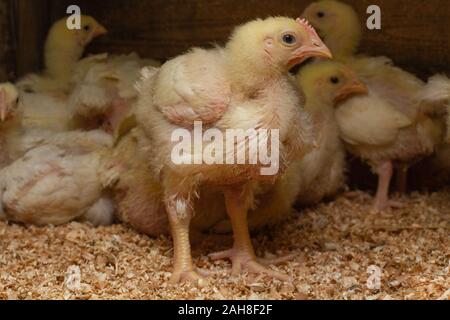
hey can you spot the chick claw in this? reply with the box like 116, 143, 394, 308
209, 249, 291, 282
170, 269, 208, 287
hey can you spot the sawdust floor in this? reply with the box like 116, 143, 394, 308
0, 190, 449, 300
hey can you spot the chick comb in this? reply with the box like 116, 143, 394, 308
296, 18, 320, 39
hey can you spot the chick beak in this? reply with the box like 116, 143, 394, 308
289, 19, 332, 68
334, 79, 368, 105
93, 24, 108, 38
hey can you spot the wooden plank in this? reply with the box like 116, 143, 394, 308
47, 0, 449, 78
0, 0, 14, 81
13, 0, 50, 77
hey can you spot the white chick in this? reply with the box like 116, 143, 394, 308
0, 130, 120, 226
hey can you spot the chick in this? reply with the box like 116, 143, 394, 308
419, 74, 450, 143
294, 61, 367, 204
0, 130, 120, 226
0, 83, 20, 166
17, 16, 107, 93
68, 53, 160, 135
135, 17, 331, 284
302, 0, 443, 209
411, 74, 450, 187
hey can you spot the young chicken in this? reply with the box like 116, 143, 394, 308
411, 74, 450, 187
0, 130, 120, 226
0, 83, 20, 167
135, 17, 332, 284
16, 16, 107, 136
302, 0, 443, 210
17, 15, 107, 93
419, 74, 450, 143
293, 61, 367, 204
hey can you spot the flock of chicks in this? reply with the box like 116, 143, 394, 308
0, 0, 449, 286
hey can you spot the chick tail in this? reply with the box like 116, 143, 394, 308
420, 74, 450, 105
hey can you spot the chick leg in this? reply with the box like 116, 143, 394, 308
165, 188, 206, 286
373, 161, 403, 211
210, 184, 290, 281
395, 163, 409, 194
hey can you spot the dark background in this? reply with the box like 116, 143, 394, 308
0, 0, 449, 81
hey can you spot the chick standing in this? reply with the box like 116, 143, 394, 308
135, 17, 332, 284
294, 61, 367, 204
302, 0, 444, 210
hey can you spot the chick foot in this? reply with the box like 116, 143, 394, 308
373, 198, 404, 212
170, 268, 207, 287
218, 184, 292, 282
209, 248, 291, 281
373, 161, 404, 212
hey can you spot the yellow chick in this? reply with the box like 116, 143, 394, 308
135, 17, 331, 284
302, 0, 444, 210
15, 16, 107, 137
18, 15, 107, 93
294, 61, 367, 204
0, 83, 20, 167
213, 61, 368, 232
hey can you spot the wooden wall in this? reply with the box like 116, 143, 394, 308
8, 0, 450, 79
0, 0, 14, 81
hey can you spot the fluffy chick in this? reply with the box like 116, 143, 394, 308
303, 0, 443, 209
0, 83, 20, 166
293, 61, 366, 204
302, 0, 426, 120
135, 17, 331, 284
68, 53, 160, 134
17, 16, 107, 93
213, 61, 368, 232
411, 74, 450, 187
0, 130, 120, 226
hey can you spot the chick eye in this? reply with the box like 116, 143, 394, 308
330, 76, 340, 84
282, 34, 297, 46
83, 25, 91, 31
317, 11, 325, 18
